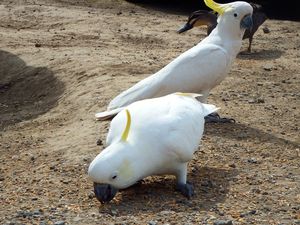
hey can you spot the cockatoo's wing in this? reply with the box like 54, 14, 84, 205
161, 98, 218, 162
106, 43, 229, 111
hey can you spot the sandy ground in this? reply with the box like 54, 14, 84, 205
0, 0, 299, 224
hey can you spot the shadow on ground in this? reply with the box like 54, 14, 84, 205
0, 50, 65, 130
205, 122, 300, 148
96, 166, 237, 215
238, 49, 284, 60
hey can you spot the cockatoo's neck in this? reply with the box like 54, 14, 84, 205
206, 25, 244, 58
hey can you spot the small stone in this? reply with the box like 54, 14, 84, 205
213, 220, 233, 225
17, 211, 33, 218
54, 221, 65, 225
110, 209, 118, 216
33, 209, 43, 215
240, 210, 256, 217
61, 179, 70, 184
228, 163, 236, 168
149, 221, 157, 225
96, 139, 102, 146
49, 165, 56, 170
247, 158, 258, 164
263, 27, 270, 33
88, 191, 95, 199
35, 43, 42, 47
263, 64, 273, 71
257, 98, 265, 103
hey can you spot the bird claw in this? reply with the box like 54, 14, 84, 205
205, 113, 236, 123
176, 182, 194, 199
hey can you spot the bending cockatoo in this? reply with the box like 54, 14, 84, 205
89, 93, 218, 203
96, 0, 253, 121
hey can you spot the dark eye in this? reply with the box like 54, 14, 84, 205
112, 175, 117, 180
234, 13, 238, 17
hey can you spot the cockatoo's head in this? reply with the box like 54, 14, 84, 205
88, 110, 138, 203
204, 0, 253, 38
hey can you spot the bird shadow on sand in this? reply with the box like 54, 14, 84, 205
205, 122, 299, 149
237, 49, 284, 60
97, 166, 237, 215
0, 50, 65, 130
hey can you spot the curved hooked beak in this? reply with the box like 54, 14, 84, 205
241, 14, 253, 30
93, 183, 118, 203
177, 23, 193, 33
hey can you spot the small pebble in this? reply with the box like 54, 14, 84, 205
96, 139, 103, 146
240, 210, 257, 217
110, 209, 118, 216
54, 221, 65, 225
213, 220, 233, 225
149, 221, 157, 225
247, 158, 258, 164
228, 163, 236, 168
263, 64, 273, 71
88, 191, 95, 199
263, 27, 270, 33
33, 209, 42, 215
35, 43, 42, 47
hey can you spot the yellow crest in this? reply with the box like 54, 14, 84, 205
204, 0, 228, 15
121, 109, 131, 142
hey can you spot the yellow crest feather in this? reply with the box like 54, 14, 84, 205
204, 0, 226, 15
121, 109, 131, 142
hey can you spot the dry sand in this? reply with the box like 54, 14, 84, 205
0, 0, 299, 224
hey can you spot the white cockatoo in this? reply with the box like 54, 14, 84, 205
95, 0, 253, 122
89, 93, 218, 203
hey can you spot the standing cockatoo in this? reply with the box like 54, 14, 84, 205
95, 0, 253, 121
89, 93, 219, 203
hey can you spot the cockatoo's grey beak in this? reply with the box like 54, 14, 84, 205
177, 23, 193, 33
241, 14, 253, 30
93, 183, 118, 203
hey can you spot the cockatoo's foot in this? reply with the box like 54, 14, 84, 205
176, 182, 194, 199
205, 112, 235, 123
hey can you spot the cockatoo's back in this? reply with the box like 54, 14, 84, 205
107, 43, 229, 111
107, 94, 218, 161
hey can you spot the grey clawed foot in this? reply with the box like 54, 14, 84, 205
205, 112, 236, 123
176, 182, 194, 199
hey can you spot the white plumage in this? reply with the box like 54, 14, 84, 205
89, 93, 218, 202
96, 0, 253, 120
